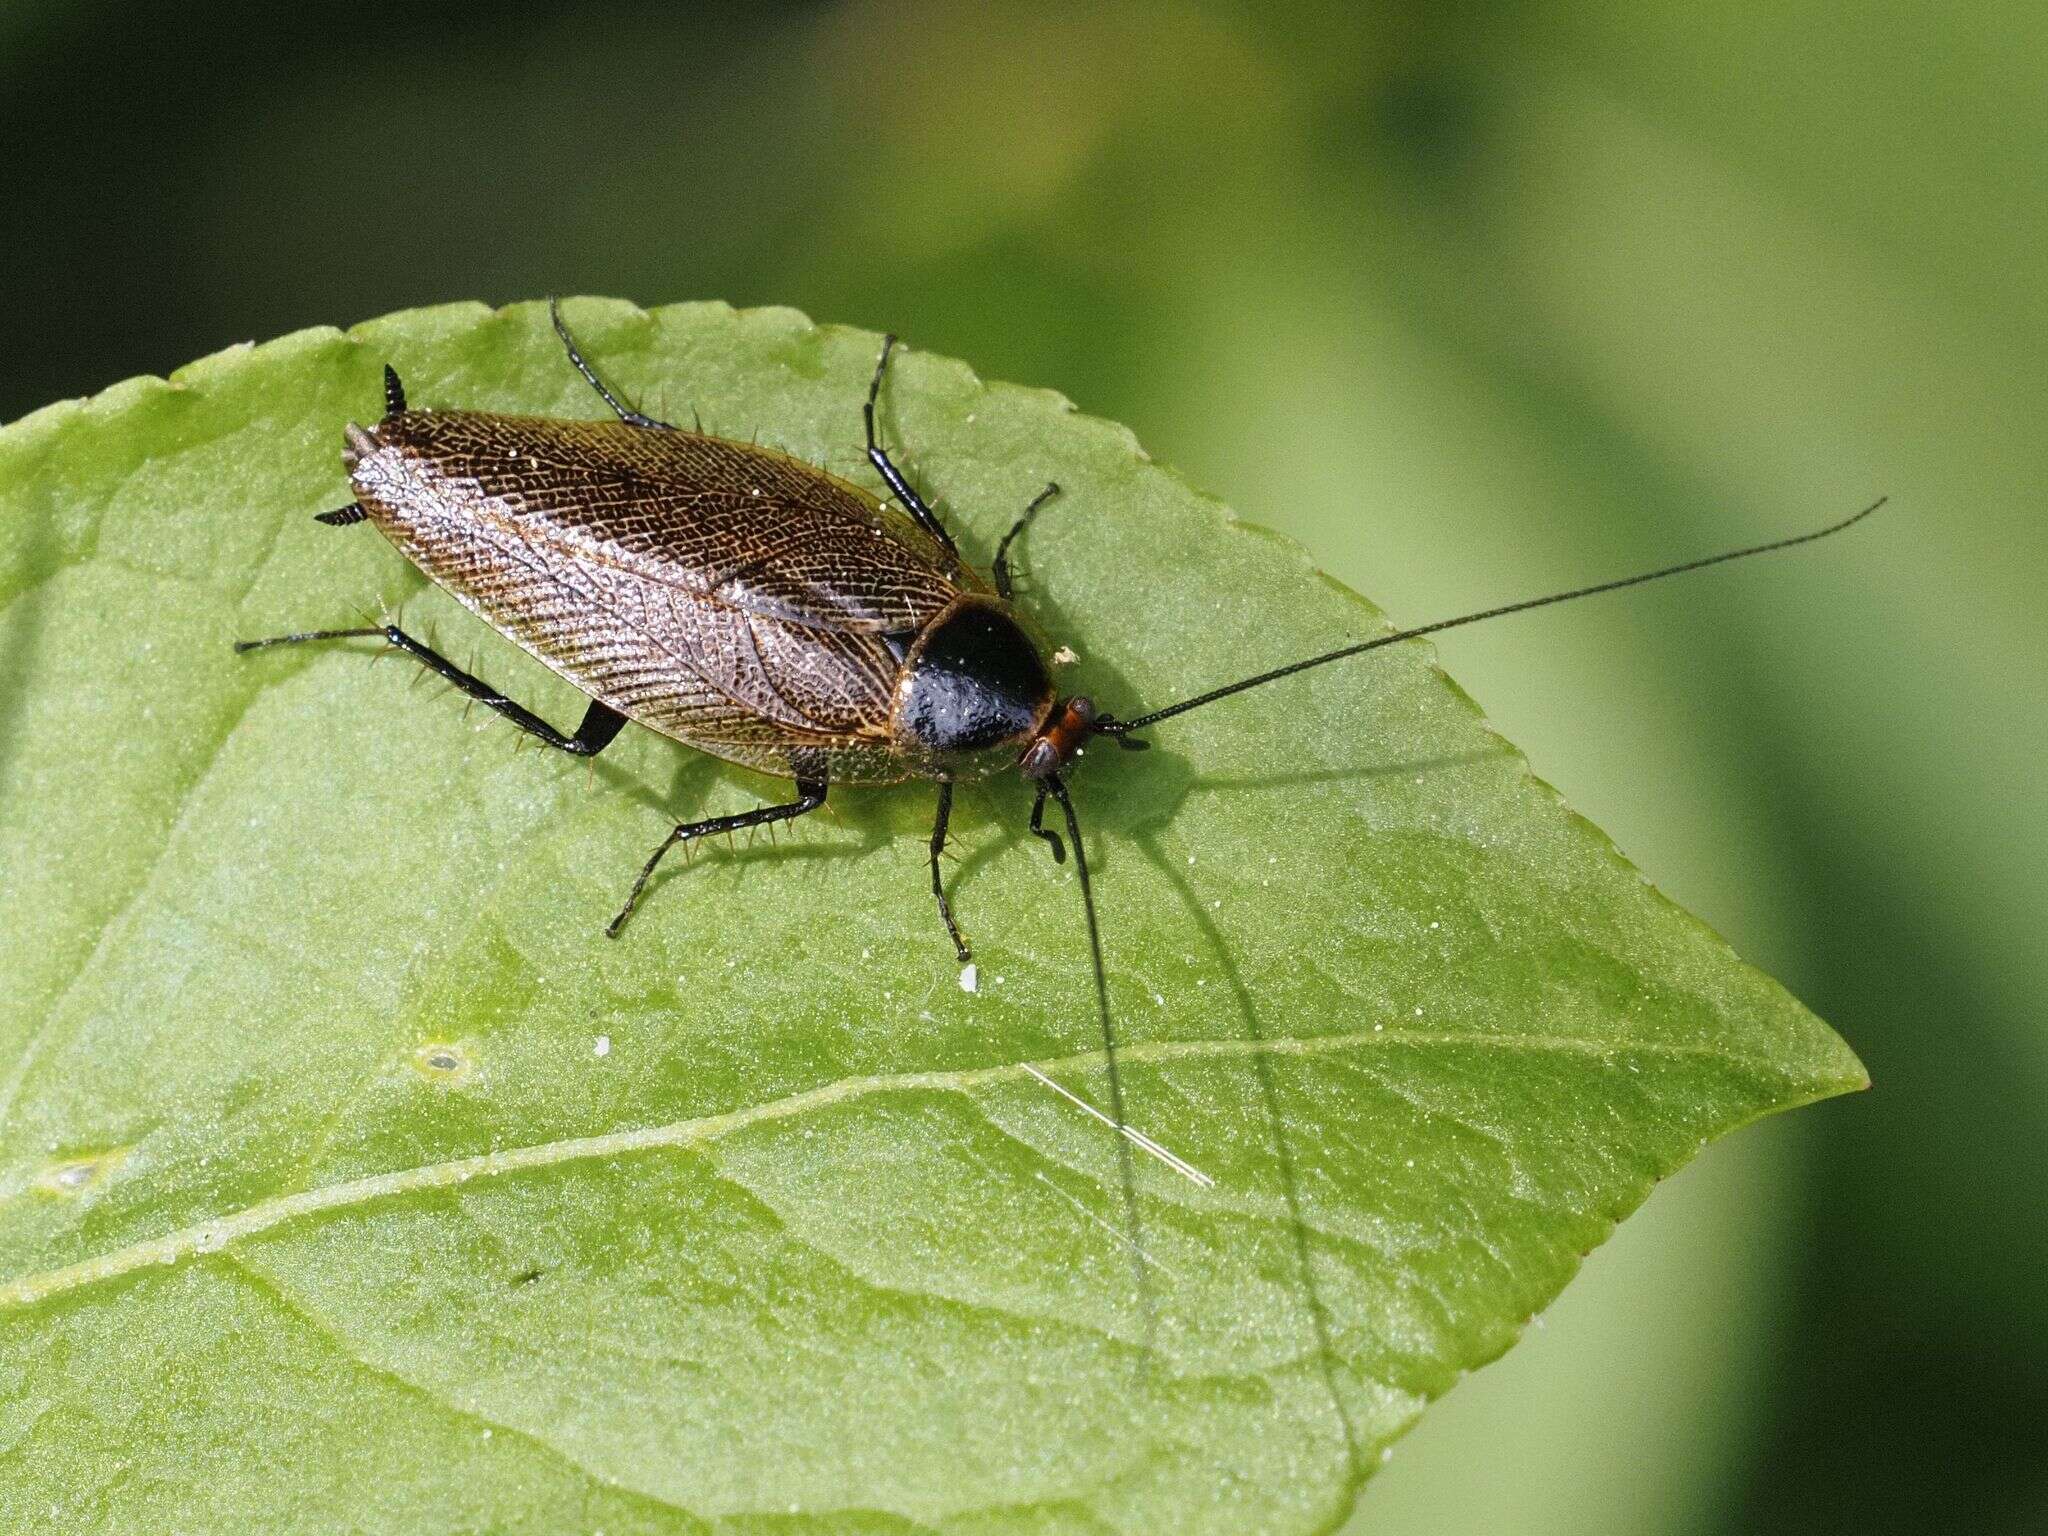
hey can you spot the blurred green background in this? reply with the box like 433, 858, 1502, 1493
4, 2, 2041, 1530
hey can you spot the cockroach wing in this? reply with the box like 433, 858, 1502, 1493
347, 412, 980, 784
392, 412, 977, 626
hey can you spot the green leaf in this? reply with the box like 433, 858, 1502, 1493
0, 297, 1862, 1533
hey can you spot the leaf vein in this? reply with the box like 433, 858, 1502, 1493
3, 1025, 1771, 1311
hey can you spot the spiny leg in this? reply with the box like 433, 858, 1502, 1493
993, 482, 1061, 600
929, 780, 971, 962
864, 335, 960, 558
548, 296, 675, 430
233, 623, 627, 756
608, 774, 829, 938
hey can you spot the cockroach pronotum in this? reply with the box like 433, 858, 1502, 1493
237, 299, 1883, 1300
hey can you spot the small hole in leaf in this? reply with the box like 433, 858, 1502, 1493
410, 1041, 477, 1088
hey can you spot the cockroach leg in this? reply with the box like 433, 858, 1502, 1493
1027, 782, 1066, 865
607, 775, 828, 938
863, 335, 960, 559
232, 625, 383, 653
547, 297, 675, 431
373, 624, 628, 756
928, 780, 971, 963
234, 622, 627, 757
993, 482, 1060, 601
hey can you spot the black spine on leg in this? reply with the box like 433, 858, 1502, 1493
315, 505, 368, 526
383, 365, 407, 417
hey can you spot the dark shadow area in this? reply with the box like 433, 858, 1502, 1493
1718, 816, 2048, 1535
0, 0, 826, 424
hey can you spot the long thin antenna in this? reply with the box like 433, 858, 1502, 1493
1046, 773, 1152, 1335
1099, 496, 1885, 735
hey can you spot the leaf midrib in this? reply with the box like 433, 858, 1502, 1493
2, 1022, 1788, 1313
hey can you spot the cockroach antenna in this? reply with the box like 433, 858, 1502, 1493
1092, 496, 1887, 736
1037, 772, 1152, 1331
1032, 492, 1886, 1348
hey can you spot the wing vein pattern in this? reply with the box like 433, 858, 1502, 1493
349, 413, 982, 783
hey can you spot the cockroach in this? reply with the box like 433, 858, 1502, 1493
238, 300, 1882, 1292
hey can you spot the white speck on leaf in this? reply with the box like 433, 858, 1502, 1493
958, 963, 979, 994
594, 1035, 611, 1058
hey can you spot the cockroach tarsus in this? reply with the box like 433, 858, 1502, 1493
237, 298, 1885, 1325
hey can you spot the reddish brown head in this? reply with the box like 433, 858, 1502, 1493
1019, 695, 1097, 780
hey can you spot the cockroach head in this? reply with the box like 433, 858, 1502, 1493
1019, 695, 1097, 779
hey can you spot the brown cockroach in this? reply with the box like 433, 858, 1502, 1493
239, 300, 1883, 1289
